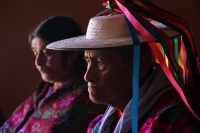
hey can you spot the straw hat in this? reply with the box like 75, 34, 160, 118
46, 13, 179, 50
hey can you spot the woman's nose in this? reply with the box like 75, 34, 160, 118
35, 52, 45, 66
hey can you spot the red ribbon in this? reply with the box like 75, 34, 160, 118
115, 0, 200, 121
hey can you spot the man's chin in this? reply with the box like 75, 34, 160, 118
89, 95, 104, 104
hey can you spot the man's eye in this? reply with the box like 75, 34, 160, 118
85, 59, 90, 64
97, 60, 101, 64
97, 58, 103, 64
84, 57, 90, 64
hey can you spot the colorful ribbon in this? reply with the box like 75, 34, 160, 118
126, 18, 140, 132
102, 0, 200, 132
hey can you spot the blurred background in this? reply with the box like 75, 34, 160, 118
0, 0, 200, 119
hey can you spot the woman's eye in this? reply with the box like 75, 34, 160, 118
43, 52, 48, 56
43, 51, 50, 56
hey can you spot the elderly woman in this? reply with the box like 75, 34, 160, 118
0, 15, 106, 133
47, 4, 200, 133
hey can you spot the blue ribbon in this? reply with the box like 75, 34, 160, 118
126, 17, 140, 133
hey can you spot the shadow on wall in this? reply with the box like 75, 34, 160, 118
152, 0, 200, 57
0, 0, 105, 119
0, 0, 200, 119
0, 106, 5, 126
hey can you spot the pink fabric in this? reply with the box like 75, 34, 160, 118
0, 73, 107, 133
139, 90, 197, 132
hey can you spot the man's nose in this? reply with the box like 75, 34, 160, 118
84, 63, 98, 83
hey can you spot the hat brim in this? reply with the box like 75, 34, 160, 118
46, 29, 180, 51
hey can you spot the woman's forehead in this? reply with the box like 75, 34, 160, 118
31, 37, 46, 50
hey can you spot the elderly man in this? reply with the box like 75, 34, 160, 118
47, 4, 200, 133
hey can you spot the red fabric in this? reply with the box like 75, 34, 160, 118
0, 73, 107, 133
139, 90, 199, 132
88, 90, 200, 133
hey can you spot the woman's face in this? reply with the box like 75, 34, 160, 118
31, 37, 71, 84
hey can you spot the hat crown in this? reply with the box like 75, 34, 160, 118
86, 14, 131, 39
46, 13, 178, 50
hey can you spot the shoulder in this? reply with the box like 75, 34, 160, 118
139, 90, 200, 132
87, 114, 104, 133
149, 104, 200, 132
154, 90, 183, 113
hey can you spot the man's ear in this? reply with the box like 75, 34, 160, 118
139, 53, 152, 79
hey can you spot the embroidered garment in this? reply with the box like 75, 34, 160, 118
0, 73, 107, 133
139, 90, 200, 132
88, 69, 200, 133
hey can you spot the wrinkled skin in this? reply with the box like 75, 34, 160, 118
84, 50, 133, 111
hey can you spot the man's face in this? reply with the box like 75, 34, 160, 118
84, 50, 132, 107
